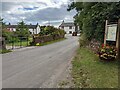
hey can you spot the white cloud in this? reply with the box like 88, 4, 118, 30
1, 0, 76, 27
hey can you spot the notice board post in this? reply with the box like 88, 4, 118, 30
117, 19, 120, 60
104, 20, 108, 46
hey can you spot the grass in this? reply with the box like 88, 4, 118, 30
71, 47, 118, 88
0, 49, 11, 54
6, 37, 33, 46
38, 38, 66, 46
7, 41, 30, 46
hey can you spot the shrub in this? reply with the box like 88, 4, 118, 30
98, 44, 117, 61
79, 34, 89, 47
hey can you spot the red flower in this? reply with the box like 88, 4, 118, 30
102, 44, 104, 48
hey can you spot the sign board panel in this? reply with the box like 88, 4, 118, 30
106, 24, 117, 41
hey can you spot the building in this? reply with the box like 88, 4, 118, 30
59, 21, 79, 34
6, 23, 41, 34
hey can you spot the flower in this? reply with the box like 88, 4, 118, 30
98, 44, 117, 61
36, 43, 40, 46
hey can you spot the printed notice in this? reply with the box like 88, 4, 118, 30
106, 25, 117, 41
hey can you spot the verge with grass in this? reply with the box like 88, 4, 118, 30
0, 49, 11, 54
71, 47, 118, 88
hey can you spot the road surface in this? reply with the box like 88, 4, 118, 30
2, 35, 79, 88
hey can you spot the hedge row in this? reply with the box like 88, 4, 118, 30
30, 34, 64, 45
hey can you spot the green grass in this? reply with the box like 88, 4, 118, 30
71, 47, 118, 88
38, 38, 66, 46
0, 49, 11, 54
7, 41, 30, 46
6, 38, 33, 46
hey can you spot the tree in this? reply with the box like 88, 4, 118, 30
67, 2, 120, 42
15, 21, 30, 39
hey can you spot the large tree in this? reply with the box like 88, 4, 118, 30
68, 2, 120, 42
15, 21, 30, 38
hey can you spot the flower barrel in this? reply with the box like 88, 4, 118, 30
98, 44, 117, 61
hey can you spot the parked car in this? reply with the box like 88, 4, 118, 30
72, 32, 77, 36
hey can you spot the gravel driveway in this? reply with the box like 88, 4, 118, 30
2, 35, 79, 88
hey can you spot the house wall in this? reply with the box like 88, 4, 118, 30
36, 25, 41, 34
7, 26, 41, 35
29, 29, 34, 34
60, 26, 75, 34
8, 28, 16, 32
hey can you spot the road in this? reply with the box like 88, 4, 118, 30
2, 35, 79, 88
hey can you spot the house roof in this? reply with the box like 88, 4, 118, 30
6, 25, 17, 28
6, 25, 38, 29
59, 22, 75, 27
26, 25, 37, 29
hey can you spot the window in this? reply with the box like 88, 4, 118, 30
62, 26, 64, 29
69, 26, 72, 29
69, 31, 72, 34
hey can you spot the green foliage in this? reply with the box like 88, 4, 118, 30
2, 29, 14, 43
15, 21, 30, 38
68, 2, 120, 42
0, 49, 11, 54
79, 34, 89, 47
39, 26, 65, 36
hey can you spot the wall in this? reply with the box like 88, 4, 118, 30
8, 26, 41, 35
62, 26, 75, 34
36, 25, 41, 34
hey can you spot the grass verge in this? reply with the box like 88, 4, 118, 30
0, 49, 12, 54
71, 47, 118, 88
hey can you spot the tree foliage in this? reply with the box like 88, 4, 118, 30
68, 2, 120, 42
15, 21, 30, 38
39, 26, 65, 36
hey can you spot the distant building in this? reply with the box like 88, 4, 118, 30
6, 23, 41, 34
59, 21, 79, 34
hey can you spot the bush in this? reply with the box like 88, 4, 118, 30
98, 44, 117, 61
0, 49, 11, 54
79, 34, 89, 47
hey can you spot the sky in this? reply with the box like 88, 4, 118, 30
1, 0, 76, 27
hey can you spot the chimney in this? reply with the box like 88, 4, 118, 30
36, 23, 38, 25
62, 20, 64, 23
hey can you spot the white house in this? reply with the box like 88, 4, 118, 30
6, 23, 41, 34
59, 21, 79, 34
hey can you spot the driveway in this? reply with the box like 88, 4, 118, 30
2, 35, 79, 88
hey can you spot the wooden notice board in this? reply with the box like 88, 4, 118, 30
106, 24, 117, 41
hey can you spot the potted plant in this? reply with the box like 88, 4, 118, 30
98, 44, 117, 61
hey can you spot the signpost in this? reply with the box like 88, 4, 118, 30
104, 19, 120, 60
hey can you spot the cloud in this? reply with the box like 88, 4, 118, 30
1, 0, 76, 27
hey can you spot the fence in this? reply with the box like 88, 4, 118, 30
5, 36, 31, 50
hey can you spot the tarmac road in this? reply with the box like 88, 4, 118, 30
2, 35, 79, 88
